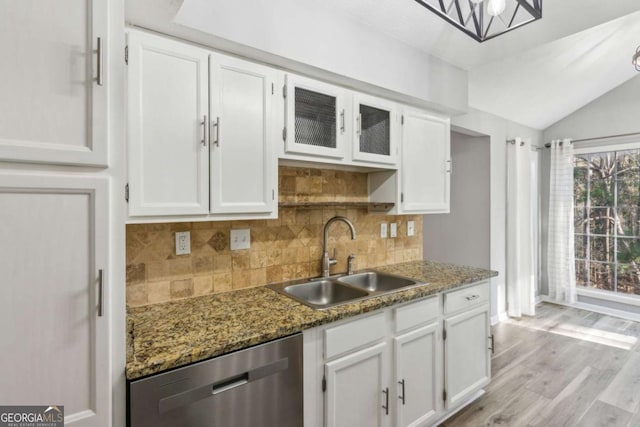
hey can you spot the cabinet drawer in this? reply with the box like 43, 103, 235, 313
444, 282, 489, 315
324, 312, 386, 360
394, 295, 439, 333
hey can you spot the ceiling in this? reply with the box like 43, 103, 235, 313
313, 0, 640, 129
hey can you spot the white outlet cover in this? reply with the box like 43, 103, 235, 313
175, 231, 191, 255
407, 221, 415, 237
390, 223, 397, 238
230, 228, 251, 250
380, 223, 388, 239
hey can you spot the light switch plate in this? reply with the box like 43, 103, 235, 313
407, 221, 415, 237
390, 223, 397, 238
230, 228, 251, 250
175, 231, 191, 255
380, 223, 388, 239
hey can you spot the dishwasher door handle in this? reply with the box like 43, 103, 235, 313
158, 357, 289, 414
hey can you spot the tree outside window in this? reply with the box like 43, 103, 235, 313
574, 149, 640, 295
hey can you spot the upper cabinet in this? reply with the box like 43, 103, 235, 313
126, 30, 277, 222
0, 0, 108, 167
127, 31, 210, 216
284, 74, 347, 160
401, 109, 451, 213
352, 94, 398, 166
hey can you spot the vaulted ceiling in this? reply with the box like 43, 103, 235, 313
313, 0, 640, 129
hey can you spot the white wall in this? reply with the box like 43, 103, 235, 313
451, 108, 543, 322
423, 132, 490, 269
544, 75, 640, 141
125, 0, 468, 115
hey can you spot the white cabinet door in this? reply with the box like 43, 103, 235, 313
394, 323, 440, 427
444, 304, 491, 409
352, 93, 398, 166
0, 173, 110, 427
325, 342, 390, 427
284, 74, 347, 159
209, 54, 276, 214
401, 109, 451, 213
127, 31, 210, 216
0, 0, 108, 166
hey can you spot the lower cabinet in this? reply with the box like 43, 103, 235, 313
304, 281, 491, 427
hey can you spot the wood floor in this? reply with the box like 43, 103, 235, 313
440, 302, 640, 427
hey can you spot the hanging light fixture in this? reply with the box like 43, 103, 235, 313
413, 0, 542, 43
634, 46, 640, 71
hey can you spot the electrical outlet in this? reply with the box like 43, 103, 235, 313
407, 221, 415, 237
380, 223, 388, 239
175, 231, 191, 255
230, 228, 251, 250
390, 223, 397, 238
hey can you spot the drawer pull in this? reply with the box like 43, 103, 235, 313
465, 294, 480, 301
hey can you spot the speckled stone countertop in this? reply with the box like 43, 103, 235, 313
126, 260, 497, 380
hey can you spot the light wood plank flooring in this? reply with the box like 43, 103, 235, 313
441, 302, 640, 427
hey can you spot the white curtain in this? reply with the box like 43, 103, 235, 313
506, 138, 535, 317
547, 139, 577, 304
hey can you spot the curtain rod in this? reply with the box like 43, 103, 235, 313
543, 132, 640, 148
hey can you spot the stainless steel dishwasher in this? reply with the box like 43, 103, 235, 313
128, 333, 303, 427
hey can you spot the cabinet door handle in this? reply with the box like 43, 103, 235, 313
340, 109, 345, 134
489, 334, 495, 354
356, 114, 362, 135
213, 116, 220, 146
201, 115, 208, 146
382, 387, 389, 415
97, 269, 104, 317
96, 37, 104, 86
446, 159, 452, 173
398, 379, 405, 405
465, 294, 480, 301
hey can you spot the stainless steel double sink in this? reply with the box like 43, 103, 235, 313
268, 270, 422, 310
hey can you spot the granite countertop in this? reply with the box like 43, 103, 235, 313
126, 260, 498, 380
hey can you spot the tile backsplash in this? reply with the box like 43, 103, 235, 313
126, 166, 423, 306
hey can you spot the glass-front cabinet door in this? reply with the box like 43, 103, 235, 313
284, 74, 346, 159
353, 94, 398, 166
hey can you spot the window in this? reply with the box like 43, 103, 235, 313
574, 149, 640, 296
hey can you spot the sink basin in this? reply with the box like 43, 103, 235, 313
280, 280, 368, 309
337, 271, 418, 293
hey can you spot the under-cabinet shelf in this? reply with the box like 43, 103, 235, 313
278, 201, 394, 212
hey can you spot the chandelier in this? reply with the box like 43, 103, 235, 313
414, 0, 542, 43
634, 46, 640, 71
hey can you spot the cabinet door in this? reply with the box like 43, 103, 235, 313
0, 173, 110, 427
353, 94, 398, 166
127, 31, 210, 216
444, 304, 491, 409
325, 342, 390, 427
401, 109, 451, 213
394, 323, 440, 427
0, 0, 108, 166
284, 74, 346, 159
209, 54, 276, 214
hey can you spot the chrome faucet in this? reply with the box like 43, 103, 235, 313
322, 216, 356, 277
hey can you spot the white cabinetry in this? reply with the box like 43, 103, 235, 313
304, 282, 490, 427
283, 74, 347, 160
126, 30, 277, 221
325, 343, 390, 427
127, 31, 210, 216
352, 94, 398, 166
401, 109, 450, 213
0, 0, 108, 166
443, 282, 491, 410
0, 174, 111, 426
369, 108, 451, 215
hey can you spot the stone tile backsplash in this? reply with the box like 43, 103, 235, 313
126, 166, 423, 306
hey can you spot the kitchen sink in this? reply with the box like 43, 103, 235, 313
281, 280, 369, 309
337, 271, 417, 293
268, 270, 422, 310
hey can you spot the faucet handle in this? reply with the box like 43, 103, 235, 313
347, 253, 356, 275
